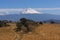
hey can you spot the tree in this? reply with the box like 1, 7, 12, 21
0, 21, 3, 27
50, 21, 55, 24
16, 18, 30, 33
39, 21, 43, 25
16, 18, 39, 33
0, 20, 9, 27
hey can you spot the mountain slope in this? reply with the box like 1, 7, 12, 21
0, 14, 60, 21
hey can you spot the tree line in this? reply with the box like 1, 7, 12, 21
0, 18, 55, 33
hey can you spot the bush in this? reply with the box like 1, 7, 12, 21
0, 21, 3, 27
16, 18, 38, 33
50, 21, 55, 24
0, 20, 9, 27
39, 21, 43, 25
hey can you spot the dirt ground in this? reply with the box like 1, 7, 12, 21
0, 23, 60, 40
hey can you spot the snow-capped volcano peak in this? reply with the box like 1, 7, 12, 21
0, 8, 42, 15
21, 8, 40, 14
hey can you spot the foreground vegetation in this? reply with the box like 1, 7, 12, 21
0, 18, 43, 33
0, 18, 59, 40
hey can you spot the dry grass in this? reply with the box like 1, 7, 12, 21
22, 24, 60, 40
0, 23, 60, 40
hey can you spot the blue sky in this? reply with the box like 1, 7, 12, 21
0, 0, 60, 15
0, 0, 60, 8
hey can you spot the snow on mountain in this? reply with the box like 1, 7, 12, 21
21, 8, 41, 14
0, 8, 42, 15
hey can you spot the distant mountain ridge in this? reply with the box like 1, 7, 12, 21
45, 19, 60, 23
0, 8, 60, 23
0, 13, 60, 22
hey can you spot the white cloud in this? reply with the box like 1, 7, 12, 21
0, 8, 24, 12
0, 8, 60, 12
34, 8, 60, 10
0, 8, 60, 15
0, 8, 42, 15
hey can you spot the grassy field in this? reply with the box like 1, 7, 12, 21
0, 23, 60, 40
